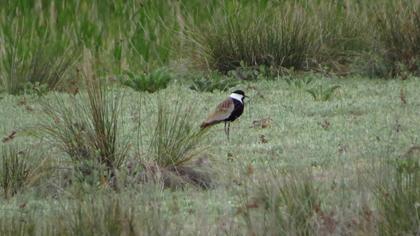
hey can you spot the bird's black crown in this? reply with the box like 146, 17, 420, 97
232, 90, 245, 96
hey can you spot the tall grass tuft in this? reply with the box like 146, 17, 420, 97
375, 150, 420, 235
316, 1, 371, 74
41, 59, 128, 187
149, 99, 207, 167
0, 188, 189, 235
193, 2, 320, 73
240, 168, 320, 235
0, 212, 36, 236
120, 68, 172, 93
0, 145, 31, 198
0, 7, 76, 94
59, 195, 136, 235
373, 1, 420, 76
135, 98, 211, 189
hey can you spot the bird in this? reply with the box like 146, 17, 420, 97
200, 90, 247, 139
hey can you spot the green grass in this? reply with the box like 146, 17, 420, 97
1, 0, 420, 234
120, 68, 173, 93
148, 99, 207, 167
373, 1, 420, 77
375, 149, 420, 235
1, 145, 32, 199
40, 62, 128, 187
1, 75, 420, 234
239, 168, 321, 235
1, 0, 420, 96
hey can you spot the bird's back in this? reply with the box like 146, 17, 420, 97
200, 97, 244, 128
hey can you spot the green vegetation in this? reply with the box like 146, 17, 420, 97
240, 168, 321, 235
41, 64, 127, 187
1, 77, 420, 234
1, 0, 420, 235
1, 0, 420, 95
121, 68, 172, 93
148, 99, 207, 167
190, 72, 239, 92
376, 148, 420, 235
306, 85, 341, 102
1, 145, 32, 199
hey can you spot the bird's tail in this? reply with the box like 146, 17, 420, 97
201, 119, 223, 129
200, 120, 221, 129
200, 122, 211, 129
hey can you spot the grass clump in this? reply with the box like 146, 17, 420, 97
149, 99, 207, 167
316, 2, 370, 74
41, 64, 127, 187
285, 76, 314, 90
240, 168, 320, 235
0, 9, 75, 95
194, 2, 320, 73
0, 212, 36, 236
375, 148, 420, 235
120, 68, 172, 93
306, 84, 341, 102
0, 145, 32, 199
59, 195, 137, 235
373, 1, 420, 77
189, 72, 239, 92
137, 98, 211, 189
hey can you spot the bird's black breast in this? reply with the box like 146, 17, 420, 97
226, 99, 244, 122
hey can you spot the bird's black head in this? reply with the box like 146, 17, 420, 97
230, 90, 247, 102
232, 90, 245, 97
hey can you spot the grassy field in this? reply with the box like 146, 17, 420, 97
1, 75, 420, 235
1, 0, 420, 235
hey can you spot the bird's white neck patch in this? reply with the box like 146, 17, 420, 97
230, 93, 243, 103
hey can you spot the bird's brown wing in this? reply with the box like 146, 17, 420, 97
200, 98, 234, 128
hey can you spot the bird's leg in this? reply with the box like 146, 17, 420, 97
224, 122, 227, 136
227, 122, 230, 141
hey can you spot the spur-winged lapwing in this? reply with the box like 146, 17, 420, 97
200, 90, 247, 139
